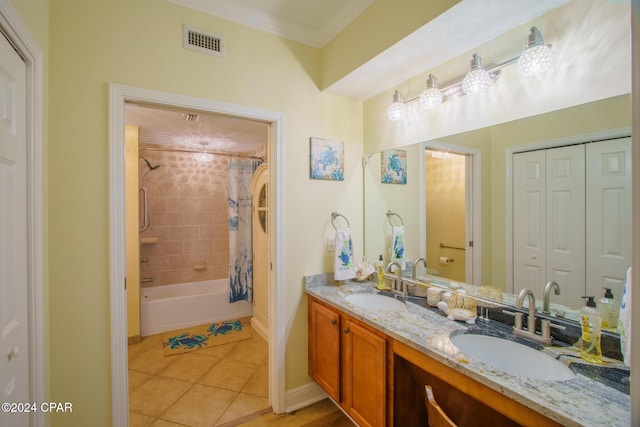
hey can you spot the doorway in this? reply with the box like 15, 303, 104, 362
109, 83, 285, 425
422, 142, 481, 286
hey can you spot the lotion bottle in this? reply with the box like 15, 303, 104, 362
580, 296, 603, 364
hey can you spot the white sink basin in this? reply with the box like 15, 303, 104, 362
345, 293, 406, 312
450, 334, 575, 381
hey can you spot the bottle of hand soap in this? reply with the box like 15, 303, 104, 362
580, 296, 603, 364
376, 255, 387, 290
599, 288, 619, 329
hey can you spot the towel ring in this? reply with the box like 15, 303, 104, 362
331, 211, 350, 230
386, 210, 404, 227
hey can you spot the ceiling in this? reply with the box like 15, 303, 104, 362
128, 0, 569, 153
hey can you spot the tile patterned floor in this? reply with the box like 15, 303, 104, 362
128, 322, 270, 427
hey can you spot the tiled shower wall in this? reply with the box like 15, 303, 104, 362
139, 148, 230, 286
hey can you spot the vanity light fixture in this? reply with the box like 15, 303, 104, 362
518, 26, 553, 77
387, 90, 408, 121
194, 141, 214, 162
462, 54, 493, 95
419, 74, 443, 110
387, 26, 553, 121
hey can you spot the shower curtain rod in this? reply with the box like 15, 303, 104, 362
140, 146, 264, 161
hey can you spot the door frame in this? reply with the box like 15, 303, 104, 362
422, 141, 481, 286
504, 127, 631, 291
108, 84, 285, 425
0, 1, 45, 426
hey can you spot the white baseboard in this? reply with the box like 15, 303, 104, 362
251, 316, 269, 342
285, 381, 328, 413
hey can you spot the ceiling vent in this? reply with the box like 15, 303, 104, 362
183, 25, 225, 57
181, 112, 200, 122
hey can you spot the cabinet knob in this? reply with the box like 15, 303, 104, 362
330, 319, 337, 325
344, 327, 350, 334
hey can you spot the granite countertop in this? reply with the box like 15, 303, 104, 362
305, 274, 631, 427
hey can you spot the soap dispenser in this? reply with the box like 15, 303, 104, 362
375, 255, 388, 290
599, 288, 619, 329
580, 296, 603, 364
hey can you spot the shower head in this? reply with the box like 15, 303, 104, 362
142, 157, 161, 171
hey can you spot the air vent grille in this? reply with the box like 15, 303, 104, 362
183, 25, 224, 57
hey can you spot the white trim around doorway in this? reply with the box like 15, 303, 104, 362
0, 2, 46, 426
422, 140, 482, 286
108, 83, 286, 425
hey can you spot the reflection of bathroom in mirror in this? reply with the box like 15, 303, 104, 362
363, 0, 631, 332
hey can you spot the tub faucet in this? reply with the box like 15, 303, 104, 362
412, 257, 427, 279
386, 262, 405, 296
542, 281, 560, 314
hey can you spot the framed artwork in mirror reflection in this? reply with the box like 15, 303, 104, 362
382, 149, 407, 184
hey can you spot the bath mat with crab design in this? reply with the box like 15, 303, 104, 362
162, 319, 252, 356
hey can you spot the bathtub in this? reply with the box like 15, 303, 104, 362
140, 279, 253, 336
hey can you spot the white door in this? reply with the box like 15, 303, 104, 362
546, 145, 585, 306
0, 31, 30, 426
513, 150, 546, 297
250, 164, 269, 341
585, 138, 632, 302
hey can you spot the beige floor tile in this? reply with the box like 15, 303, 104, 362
129, 342, 155, 361
158, 352, 221, 383
214, 393, 270, 426
142, 333, 164, 346
225, 339, 267, 366
160, 384, 237, 427
129, 345, 181, 375
129, 411, 156, 427
197, 341, 239, 359
129, 370, 154, 393
129, 376, 192, 417
198, 358, 260, 392
242, 365, 268, 398
150, 419, 187, 427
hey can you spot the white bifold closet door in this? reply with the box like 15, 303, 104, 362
512, 138, 631, 308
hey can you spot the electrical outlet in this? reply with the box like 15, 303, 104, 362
327, 235, 335, 252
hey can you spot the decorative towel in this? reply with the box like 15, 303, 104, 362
334, 228, 356, 281
391, 225, 406, 269
617, 267, 632, 366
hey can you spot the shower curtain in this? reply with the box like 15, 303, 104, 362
228, 158, 262, 303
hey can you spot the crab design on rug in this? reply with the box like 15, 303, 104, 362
163, 333, 208, 350
208, 320, 243, 336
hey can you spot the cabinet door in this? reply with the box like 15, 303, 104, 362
308, 299, 340, 401
342, 317, 386, 427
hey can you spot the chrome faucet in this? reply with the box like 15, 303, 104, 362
412, 257, 427, 279
542, 281, 560, 314
515, 288, 537, 334
387, 262, 405, 296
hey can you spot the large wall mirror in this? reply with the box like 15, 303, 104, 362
363, 0, 631, 333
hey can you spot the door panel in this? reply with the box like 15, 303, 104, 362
0, 31, 29, 427
546, 145, 585, 306
251, 164, 269, 340
513, 150, 545, 296
585, 138, 632, 301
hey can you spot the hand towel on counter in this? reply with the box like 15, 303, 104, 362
334, 228, 356, 281
391, 225, 406, 269
617, 267, 632, 366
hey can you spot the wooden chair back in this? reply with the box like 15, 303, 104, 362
425, 385, 457, 427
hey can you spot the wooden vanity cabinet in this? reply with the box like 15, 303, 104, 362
308, 296, 387, 427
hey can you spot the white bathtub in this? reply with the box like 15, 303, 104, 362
140, 279, 253, 337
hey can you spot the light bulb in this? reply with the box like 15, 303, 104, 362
387, 90, 407, 121
518, 27, 552, 77
462, 54, 492, 95
419, 74, 443, 110
194, 142, 214, 162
